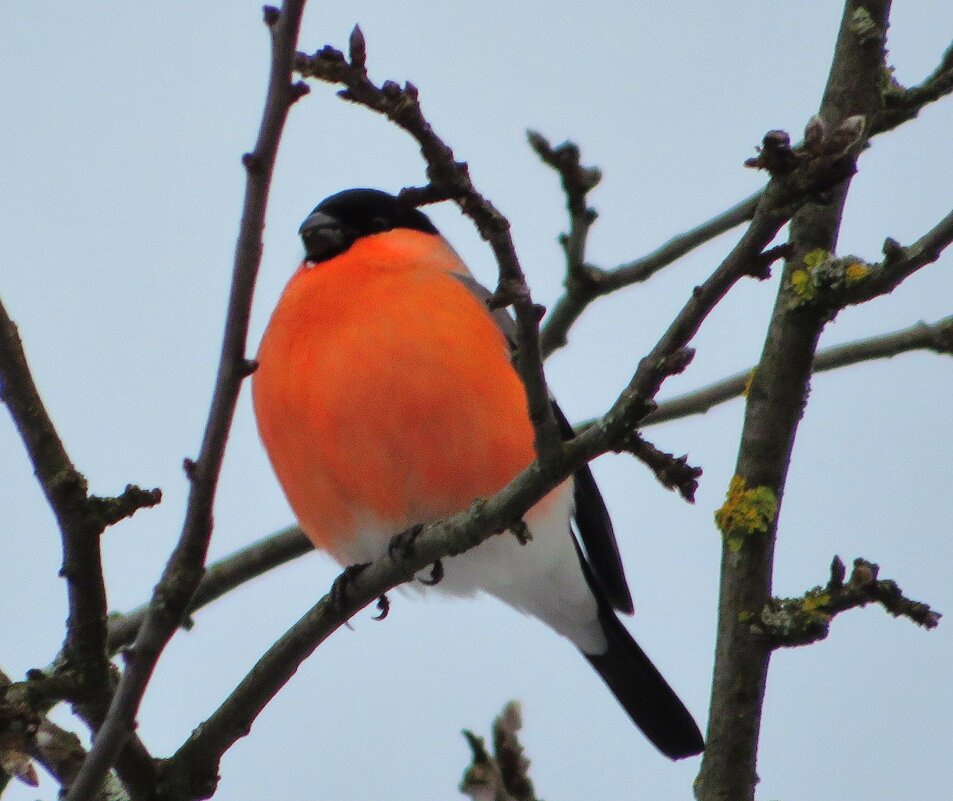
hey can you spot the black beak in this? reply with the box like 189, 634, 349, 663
299, 211, 354, 263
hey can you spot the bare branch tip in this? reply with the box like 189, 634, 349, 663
828, 555, 846, 591
289, 81, 310, 103
241, 152, 262, 173
238, 358, 260, 377
744, 129, 798, 174
526, 128, 549, 153
348, 24, 367, 70
882, 236, 904, 261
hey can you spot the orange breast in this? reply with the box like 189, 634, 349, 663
252, 230, 538, 555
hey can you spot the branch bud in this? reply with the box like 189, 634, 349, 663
348, 24, 367, 71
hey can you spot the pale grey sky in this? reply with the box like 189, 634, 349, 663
2, 3, 951, 800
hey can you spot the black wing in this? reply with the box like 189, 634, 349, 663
452, 272, 634, 614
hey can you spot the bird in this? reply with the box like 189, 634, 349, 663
252, 187, 704, 760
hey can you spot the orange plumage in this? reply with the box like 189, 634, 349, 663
253, 230, 544, 556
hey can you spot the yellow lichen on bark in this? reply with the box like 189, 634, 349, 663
715, 475, 778, 552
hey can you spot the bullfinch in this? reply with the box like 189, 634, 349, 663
252, 188, 704, 760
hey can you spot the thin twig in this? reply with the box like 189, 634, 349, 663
841, 209, 953, 305
643, 314, 953, 425
754, 557, 941, 647
527, 130, 604, 359
540, 191, 762, 357
0, 302, 159, 676
106, 526, 311, 653
526, 130, 601, 277
460, 702, 538, 801
872, 39, 953, 134
0, 293, 110, 677
62, 5, 309, 800
0, 669, 129, 801
539, 40, 952, 360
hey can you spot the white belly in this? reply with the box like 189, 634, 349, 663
330, 482, 607, 655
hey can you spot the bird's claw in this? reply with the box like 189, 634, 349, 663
372, 593, 390, 620
418, 559, 444, 586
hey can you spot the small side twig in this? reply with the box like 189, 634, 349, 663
622, 433, 702, 503
642, 314, 953, 426
540, 189, 763, 357
839, 210, 953, 306
526, 129, 602, 299
88, 486, 163, 529
460, 702, 538, 801
753, 557, 941, 647
872, 39, 953, 134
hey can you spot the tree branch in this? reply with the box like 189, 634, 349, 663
872, 39, 953, 135
840, 209, 953, 305
0, 299, 161, 797
537, 39, 953, 361
156, 113, 861, 798
697, 4, 895, 800
294, 29, 563, 458
138, 313, 953, 652
0, 301, 159, 680
1, 669, 129, 801
62, 5, 309, 800
526, 130, 605, 360
106, 527, 311, 653
754, 557, 941, 647
643, 314, 953, 425
460, 702, 538, 801
540, 189, 763, 358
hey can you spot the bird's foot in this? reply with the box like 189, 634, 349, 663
387, 523, 425, 561
329, 562, 370, 611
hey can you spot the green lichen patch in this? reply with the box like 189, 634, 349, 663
790, 269, 816, 302
849, 7, 881, 46
803, 248, 830, 269
787, 250, 873, 308
758, 594, 833, 646
715, 475, 778, 552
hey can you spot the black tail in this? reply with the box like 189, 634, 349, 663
584, 605, 704, 760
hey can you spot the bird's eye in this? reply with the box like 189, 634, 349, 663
370, 216, 389, 233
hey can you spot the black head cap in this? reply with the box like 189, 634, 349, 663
299, 188, 438, 263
